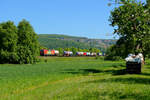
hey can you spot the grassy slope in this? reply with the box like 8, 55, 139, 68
38, 34, 90, 49
0, 57, 150, 100
38, 34, 116, 52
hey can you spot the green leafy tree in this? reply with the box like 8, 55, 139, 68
94, 48, 101, 53
109, 0, 150, 58
71, 47, 78, 56
40, 45, 47, 50
17, 19, 39, 64
82, 49, 87, 52
64, 48, 71, 51
89, 48, 100, 53
89, 48, 95, 52
77, 48, 82, 52
0, 21, 18, 63
57, 48, 63, 56
146, 0, 150, 6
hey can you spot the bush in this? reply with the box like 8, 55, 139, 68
0, 21, 18, 64
104, 56, 123, 61
95, 56, 104, 60
17, 19, 39, 64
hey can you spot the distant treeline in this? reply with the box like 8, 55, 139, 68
0, 20, 39, 64
39, 38, 90, 50
38, 34, 116, 53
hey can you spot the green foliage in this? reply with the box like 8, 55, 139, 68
0, 21, 18, 63
17, 19, 39, 64
89, 48, 100, 53
95, 56, 104, 60
77, 48, 83, 52
105, 37, 135, 59
146, 0, 150, 7
17, 45, 33, 64
38, 36, 90, 49
71, 47, 78, 55
105, 55, 123, 61
39, 45, 47, 52
38, 34, 116, 53
108, 0, 150, 58
57, 48, 64, 56
64, 48, 71, 51
105, 45, 123, 61
0, 20, 39, 64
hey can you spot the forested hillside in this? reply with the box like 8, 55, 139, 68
38, 34, 116, 52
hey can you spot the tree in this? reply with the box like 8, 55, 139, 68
57, 48, 63, 56
71, 47, 78, 56
89, 48, 100, 53
82, 49, 88, 52
77, 48, 82, 52
0, 21, 18, 63
64, 48, 71, 51
109, 0, 150, 58
17, 19, 39, 64
146, 0, 150, 6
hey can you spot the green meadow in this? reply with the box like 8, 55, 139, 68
0, 57, 150, 100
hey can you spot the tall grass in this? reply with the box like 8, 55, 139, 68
0, 57, 150, 100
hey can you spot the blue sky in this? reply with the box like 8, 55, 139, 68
0, 0, 146, 39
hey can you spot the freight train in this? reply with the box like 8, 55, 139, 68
76, 52, 96, 56
40, 49, 103, 56
63, 51, 73, 56
40, 49, 59, 56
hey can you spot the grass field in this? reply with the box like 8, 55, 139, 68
0, 57, 150, 100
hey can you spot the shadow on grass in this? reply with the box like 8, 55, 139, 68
104, 69, 127, 75
61, 68, 127, 75
145, 62, 150, 66
61, 69, 103, 75
86, 77, 150, 84
141, 72, 150, 76
80, 69, 103, 73
61, 64, 150, 76
112, 64, 125, 68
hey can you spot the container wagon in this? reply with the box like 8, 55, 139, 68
97, 53, 102, 56
86, 52, 91, 56
40, 49, 59, 56
76, 52, 84, 56
90, 52, 97, 56
63, 51, 73, 56
83, 52, 87, 56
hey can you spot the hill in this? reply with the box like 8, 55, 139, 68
38, 34, 117, 52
